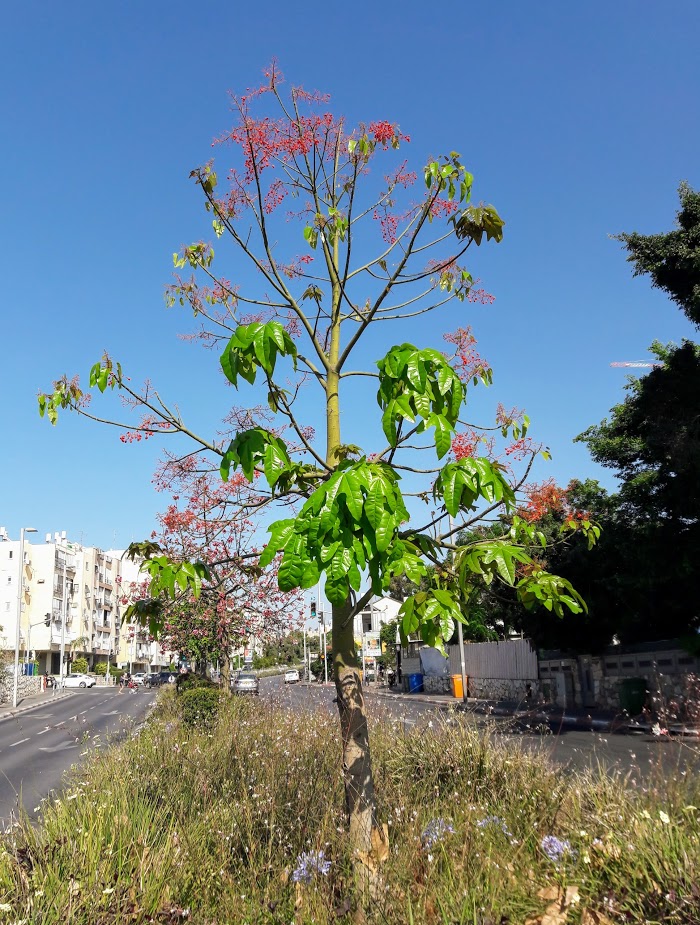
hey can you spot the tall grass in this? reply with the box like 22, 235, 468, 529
0, 691, 698, 923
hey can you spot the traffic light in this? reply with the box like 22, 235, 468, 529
310, 600, 316, 619
44, 614, 51, 627
109, 650, 115, 663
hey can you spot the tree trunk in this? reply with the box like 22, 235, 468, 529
220, 651, 232, 697
332, 600, 377, 852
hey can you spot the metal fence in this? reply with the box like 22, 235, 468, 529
448, 638, 538, 680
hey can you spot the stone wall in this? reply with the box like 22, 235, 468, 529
0, 673, 42, 704
467, 677, 541, 703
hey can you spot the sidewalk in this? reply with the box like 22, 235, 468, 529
363, 684, 700, 737
0, 689, 73, 722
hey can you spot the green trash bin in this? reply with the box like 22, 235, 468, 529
619, 678, 647, 715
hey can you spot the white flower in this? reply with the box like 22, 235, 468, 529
659, 810, 670, 824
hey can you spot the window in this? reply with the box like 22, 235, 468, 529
8, 551, 12, 559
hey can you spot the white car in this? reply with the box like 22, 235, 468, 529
64, 672, 96, 689
284, 668, 300, 684
131, 672, 148, 686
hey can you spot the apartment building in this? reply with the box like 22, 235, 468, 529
0, 529, 168, 674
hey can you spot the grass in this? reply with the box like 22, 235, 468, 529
0, 690, 699, 923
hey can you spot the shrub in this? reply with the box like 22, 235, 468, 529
71, 657, 88, 675
93, 661, 108, 676
179, 687, 221, 727
176, 673, 218, 694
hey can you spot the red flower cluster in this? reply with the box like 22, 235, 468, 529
443, 326, 491, 383
369, 121, 410, 147
521, 479, 568, 522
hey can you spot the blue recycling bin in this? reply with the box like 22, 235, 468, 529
407, 673, 424, 693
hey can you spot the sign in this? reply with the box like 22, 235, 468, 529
363, 632, 381, 657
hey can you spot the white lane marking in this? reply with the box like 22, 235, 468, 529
36, 726, 52, 736
53, 723, 64, 728
39, 741, 78, 753
10, 738, 30, 747
79, 710, 87, 715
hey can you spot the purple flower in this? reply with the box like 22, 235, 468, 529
421, 818, 455, 849
476, 816, 512, 837
541, 835, 575, 863
291, 849, 331, 884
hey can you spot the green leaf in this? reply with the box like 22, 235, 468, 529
259, 519, 296, 568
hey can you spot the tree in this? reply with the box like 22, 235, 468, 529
574, 183, 700, 643
122, 464, 302, 687
39, 66, 595, 875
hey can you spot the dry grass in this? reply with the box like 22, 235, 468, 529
0, 690, 698, 923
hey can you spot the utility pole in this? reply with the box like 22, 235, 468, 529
302, 609, 307, 680
449, 514, 468, 704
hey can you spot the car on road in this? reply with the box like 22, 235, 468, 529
131, 672, 148, 686
64, 672, 96, 689
232, 672, 259, 695
284, 668, 300, 684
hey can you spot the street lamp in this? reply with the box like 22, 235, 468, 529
13, 527, 37, 708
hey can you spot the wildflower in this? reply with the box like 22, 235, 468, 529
541, 835, 576, 863
421, 818, 455, 849
291, 849, 331, 884
659, 810, 670, 824
476, 816, 512, 837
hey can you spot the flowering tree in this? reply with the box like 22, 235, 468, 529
124, 461, 303, 684
39, 65, 597, 867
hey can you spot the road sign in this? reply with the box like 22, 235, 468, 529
363, 632, 381, 657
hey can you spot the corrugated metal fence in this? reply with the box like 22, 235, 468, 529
448, 638, 538, 680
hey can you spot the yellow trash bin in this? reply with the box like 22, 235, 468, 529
451, 674, 464, 699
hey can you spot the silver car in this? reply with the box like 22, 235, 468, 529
232, 672, 259, 695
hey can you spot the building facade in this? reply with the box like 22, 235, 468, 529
0, 529, 168, 675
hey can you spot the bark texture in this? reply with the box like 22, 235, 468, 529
332, 600, 377, 851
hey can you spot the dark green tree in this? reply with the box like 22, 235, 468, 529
574, 183, 700, 644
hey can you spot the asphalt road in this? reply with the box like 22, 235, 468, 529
261, 675, 700, 780
0, 686, 157, 827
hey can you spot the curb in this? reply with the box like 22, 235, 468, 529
0, 692, 73, 722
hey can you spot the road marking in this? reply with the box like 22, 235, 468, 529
27, 713, 54, 719
9, 738, 30, 747
101, 710, 121, 716
79, 710, 87, 716
39, 741, 78, 753
53, 722, 64, 728
36, 726, 52, 736
68, 715, 77, 722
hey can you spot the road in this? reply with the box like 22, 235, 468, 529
261, 675, 700, 779
3, 676, 696, 828
0, 686, 156, 827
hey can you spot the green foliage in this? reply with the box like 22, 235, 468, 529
259, 457, 427, 605
376, 343, 466, 457
179, 687, 221, 727
399, 588, 463, 653
219, 321, 297, 388
434, 458, 515, 517
176, 674, 218, 694
93, 661, 108, 676
71, 657, 88, 675
614, 182, 700, 328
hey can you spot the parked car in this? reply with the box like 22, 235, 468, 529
232, 672, 259, 695
131, 672, 148, 686
144, 672, 163, 688
284, 668, 300, 684
64, 672, 96, 689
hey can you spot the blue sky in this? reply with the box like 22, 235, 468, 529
1, 1, 698, 551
